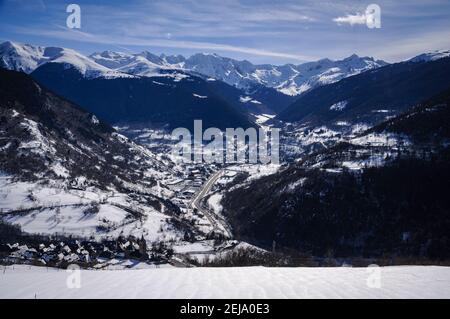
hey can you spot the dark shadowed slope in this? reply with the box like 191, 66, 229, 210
31, 63, 255, 131
277, 58, 450, 127
370, 86, 450, 143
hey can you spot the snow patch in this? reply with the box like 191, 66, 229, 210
90, 115, 99, 125
207, 194, 223, 214
330, 101, 347, 111
193, 93, 207, 99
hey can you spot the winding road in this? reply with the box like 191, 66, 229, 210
189, 170, 232, 238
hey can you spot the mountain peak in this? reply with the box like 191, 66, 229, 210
94, 50, 130, 58
347, 53, 360, 59
0, 40, 15, 49
189, 52, 224, 60
340, 54, 384, 63
0, 41, 46, 73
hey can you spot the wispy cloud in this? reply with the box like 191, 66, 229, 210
13, 26, 318, 61
367, 29, 450, 61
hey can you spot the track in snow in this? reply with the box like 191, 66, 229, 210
1, 265, 449, 299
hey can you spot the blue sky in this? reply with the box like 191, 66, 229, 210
1, 0, 450, 64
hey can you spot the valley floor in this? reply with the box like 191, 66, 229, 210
1, 265, 449, 299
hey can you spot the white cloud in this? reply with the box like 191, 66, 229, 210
333, 13, 367, 26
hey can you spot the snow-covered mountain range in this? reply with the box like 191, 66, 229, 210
174, 53, 388, 96
90, 51, 389, 96
0, 41, 387, 95
3, 41, 450, 97
3, 41, 450, 99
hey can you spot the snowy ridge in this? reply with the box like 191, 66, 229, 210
47, 47, 132, 79
0, 41, 133, 79
273, 54, 388, 96
409, 50, 450, 63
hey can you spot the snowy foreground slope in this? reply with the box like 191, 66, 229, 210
1, 265, 449, 299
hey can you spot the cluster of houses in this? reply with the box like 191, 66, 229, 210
0, 235, 173, 268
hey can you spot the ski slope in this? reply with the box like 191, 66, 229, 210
1, 265, 449, 299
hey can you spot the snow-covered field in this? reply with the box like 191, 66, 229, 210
1, 265, 449, 299
0, 176, 180, 242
